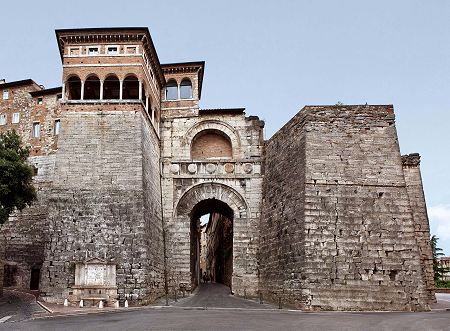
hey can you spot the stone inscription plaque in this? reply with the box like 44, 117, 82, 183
86, 265, 105, 285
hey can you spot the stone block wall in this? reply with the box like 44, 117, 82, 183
141, 112, 165, 302
36, 105, 164, 304
402, 153, 435, 303
261, 105, 434, 311
0, 155, 55, 290
259, 109, 308, 307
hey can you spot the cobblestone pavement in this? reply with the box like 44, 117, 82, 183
173, 283, 275, 309
0, 289, 44, 323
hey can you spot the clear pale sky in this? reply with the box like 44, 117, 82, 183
1, 1, 449, 254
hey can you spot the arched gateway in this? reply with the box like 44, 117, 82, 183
168, 182, 258, 296
161, 110, 264, 300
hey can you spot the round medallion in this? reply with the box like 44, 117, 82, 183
170, 164, 180, 174
243, 163, 253, 174
224, 163, 235, 173
187, 163, 197, 174
206, 163, 217, 174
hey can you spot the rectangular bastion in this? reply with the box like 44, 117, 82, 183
260, 105, 434, 311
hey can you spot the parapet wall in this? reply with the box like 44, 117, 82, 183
261, 105, 434, 311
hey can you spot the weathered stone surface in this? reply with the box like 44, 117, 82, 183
36, 108, 164, 304
402, 153, 436, 303
260, 105, 433, 311
160, 108, 264, 297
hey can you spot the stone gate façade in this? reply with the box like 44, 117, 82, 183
0, 27, 435, 311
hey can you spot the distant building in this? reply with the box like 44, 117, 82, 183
438, 257, 450, 281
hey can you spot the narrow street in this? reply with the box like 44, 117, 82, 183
174, 283, 274, 309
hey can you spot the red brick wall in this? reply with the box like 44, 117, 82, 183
191, 131, 232, 160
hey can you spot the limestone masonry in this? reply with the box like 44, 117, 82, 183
0, 27, 435, 311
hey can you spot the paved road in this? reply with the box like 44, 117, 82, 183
3, 308, 450, 331
174, 283, 274, 309
2, 286, 449, 330
437, 293, 450, 303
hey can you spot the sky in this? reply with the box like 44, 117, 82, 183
1, 0, 449, 254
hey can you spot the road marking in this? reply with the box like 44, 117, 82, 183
0, 315, 13, 323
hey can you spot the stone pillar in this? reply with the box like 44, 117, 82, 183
119, 80, 123, 100
138, 81, 143, 101
61, 83, 66, 101
100, 80, 104, 100
80, 81, 85, 100
145, 97, 149, 113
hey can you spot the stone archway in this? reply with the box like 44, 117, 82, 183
169, 182, 256, 296
175, 182, 248, 219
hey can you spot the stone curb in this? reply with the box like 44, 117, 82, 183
32, 305, 151, 320
36, 301, 53, 313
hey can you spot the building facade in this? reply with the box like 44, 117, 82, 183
0, 27, 435, 311
438, 257, 450, 281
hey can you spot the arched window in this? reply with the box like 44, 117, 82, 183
122, 75, 139, 99
191, 130, 232, 160
165, 80, 178, 100
180, 78, 192, 99
66, 75, 81, 100
84, 75, 100, 100
103, 75, 120, 99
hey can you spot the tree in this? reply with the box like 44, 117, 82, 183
430, 235, 448, 282
0, 130, 37, 224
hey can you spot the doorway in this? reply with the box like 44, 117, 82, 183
30, 268, 40, 290
190, 198, 233, 291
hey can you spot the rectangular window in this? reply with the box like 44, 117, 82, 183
37, 97, 43, 105
12, 112, 20, 123
54, 119, 61, 135
32, 122, 40, 138
0, 114, 6, 125
107, 46, 118, 55
2, 90, 8, 100
69, 47, 80, 56
126, 46, 137, 54
88, 47, 99, 55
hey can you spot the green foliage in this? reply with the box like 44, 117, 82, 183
431, 235, 449, 281
0, 130, 37, 224
435, 280, 450, 289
